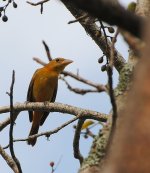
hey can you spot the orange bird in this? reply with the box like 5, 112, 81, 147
27, 58, 73, 146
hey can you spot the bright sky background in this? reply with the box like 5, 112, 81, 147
0, 0, 135, 172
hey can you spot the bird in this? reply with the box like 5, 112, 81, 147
27, 58, 73, 146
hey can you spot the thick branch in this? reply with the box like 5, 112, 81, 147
61, 0, 126, 72
0, 102, 108, 130
0, 145, 19, 173
136, 0, 150, 17
101, 24, 150, 173
64, 0, 144, 39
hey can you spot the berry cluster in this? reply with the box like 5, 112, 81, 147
98, 55, 108, 72
0, 0, 17, 22
98, 25, 116, 72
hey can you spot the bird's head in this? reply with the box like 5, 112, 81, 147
47, 58, 73, 73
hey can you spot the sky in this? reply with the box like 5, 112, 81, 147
0, 0, 135, 172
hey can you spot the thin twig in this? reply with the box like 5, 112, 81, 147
27, 0, 50, 14
62, 71, 106, 91
0, 111, 19, 132
33, 57, 47, 66
60, 76, 104, 94
8, 71, 22, 173
73, 118, 85, 165
40, 3, 43, 14
4, 116, 79, 149
85, 128, 95, 138
68, 14, 88, 24
53, 155, 63, 172
107, 30, 119, 147
27, 0, 49, 6
42, 40, 52, 61
99, 21, 109, 64
80, 129, 96, 139
109, 29, 119, 67
109, 30, 119, 127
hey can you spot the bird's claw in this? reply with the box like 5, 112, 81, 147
25, 101, 30, 105
44, 101, 50, 106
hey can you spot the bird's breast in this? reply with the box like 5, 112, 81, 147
33, 75, 58, 102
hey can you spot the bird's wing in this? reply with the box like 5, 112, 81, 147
40, 81, 58, 126
27, 69, 39, 122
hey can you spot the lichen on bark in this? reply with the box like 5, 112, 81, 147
115, 63, 133, 96
79, 117, 111, 173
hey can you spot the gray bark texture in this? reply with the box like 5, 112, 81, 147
78, 0, 150, 173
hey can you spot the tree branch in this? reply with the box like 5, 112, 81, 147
27, 0, 50, 13
61, 71, 106, 91
42, 40, 52, 61
73, 118, 85, 164
106, 30, 118, 148
61, 0, 126, 72
0, 145, 19, 173
68, 14, 88, 24
0, 111, 19, 132
7, 71, 22, 173
33, 57, 47, 66
0, 102, 108, 131
3, 116, 79, 149
79, 117, 111, 173
27, 0, 49, 6
60, 76, 105, 95
64, 0, 144, 39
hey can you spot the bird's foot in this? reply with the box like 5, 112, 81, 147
25, 101, 30, 105
44, 101, 50, 106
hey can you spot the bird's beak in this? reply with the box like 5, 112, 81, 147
62, 59, 73, 66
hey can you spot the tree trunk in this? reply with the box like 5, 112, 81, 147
79, 0, 150, 173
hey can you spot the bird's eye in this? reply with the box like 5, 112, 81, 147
56, 58, 60, 62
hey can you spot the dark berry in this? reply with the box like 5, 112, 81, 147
13, 2, 17, 8
0, 7, 3, 12
101, 65, 107, 72
2, 15, 8, 22
73, 125, 76, 129
98, 56, 104, 63
108, 27, 115, 33
49, 162, 54, 167
84, 134, 88, 139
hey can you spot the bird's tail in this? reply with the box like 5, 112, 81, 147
27, 124, 39, 146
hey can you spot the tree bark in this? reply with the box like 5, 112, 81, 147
102, 24, 150, 173
136, 0, 150, 17
79, 0, 150, 173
